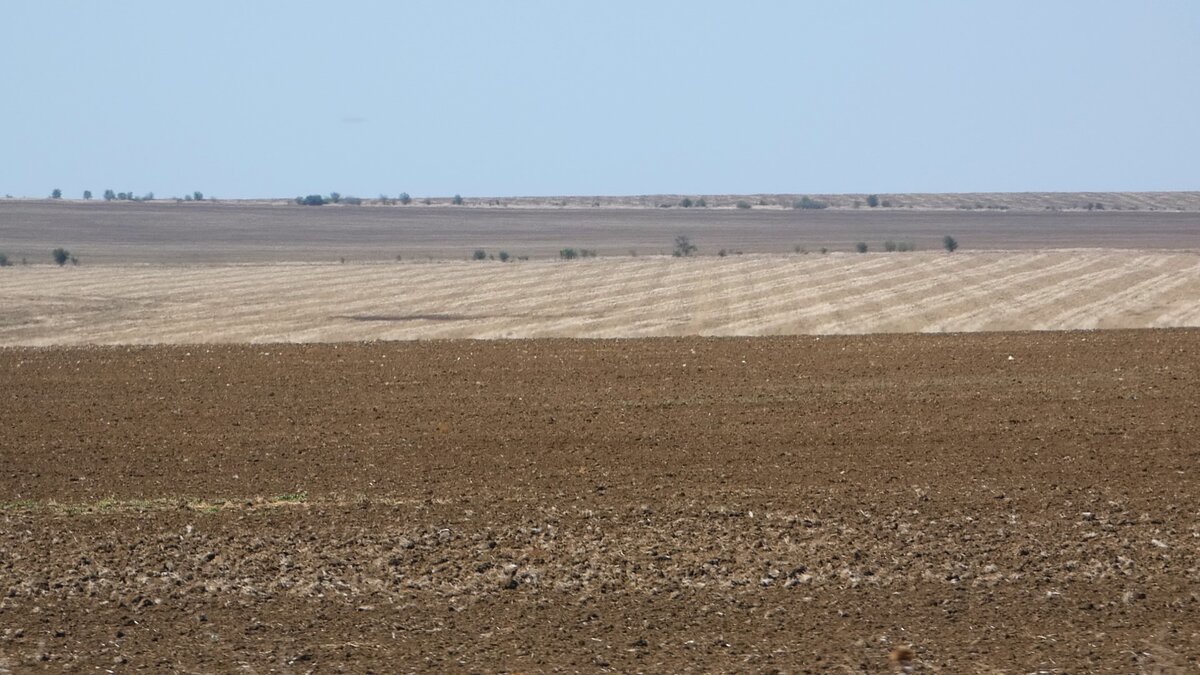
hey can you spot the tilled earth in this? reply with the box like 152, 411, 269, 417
1, 332, 1199, 672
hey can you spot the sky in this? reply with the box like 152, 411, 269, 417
2, 1, 1198, 199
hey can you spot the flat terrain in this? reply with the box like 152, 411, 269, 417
3, 200, 1200, 263
3, 250, 1200, 345
2, 332, 1199, 671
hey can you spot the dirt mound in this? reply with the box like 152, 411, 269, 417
1, 332, 1198, 670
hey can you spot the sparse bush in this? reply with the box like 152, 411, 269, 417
328, 192, 341, 204
472, 249, 488, 260
342, 196, 363, 206
680, 197, 694, 208
793, 196, 827, 210
452, 194, 464, 205
193, 191, 204, 201
718, 248, 728, 257
943, 235, 959, 253
378, 194, 392, 205
301, 194, 326, 206
735, 200, 752, 210
52, 248, 70, 266
866, 194, 879, 208
854, 242, 868, 253
422, 198, 432, 205
560, 248, 579, 260
672, 235, 697, 257
881, 199, 893, 207
695, 197, 707, 207
143, 192, 154, 201
398, 192, 412, 205
883, 240, 897, 252
0, 253, 10, 267
820, 247, 829, 254
83, 190, 92, 200
498, 251, 511, 262
103, 189, 116, 201
51, 189, 62, 199
896, 241, 915, 252
580, 248, 597, 258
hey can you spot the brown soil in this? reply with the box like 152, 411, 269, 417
2, 331, 1199, 671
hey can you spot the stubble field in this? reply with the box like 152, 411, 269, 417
2, 198, 1200, 671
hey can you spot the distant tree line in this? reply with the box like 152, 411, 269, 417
49, 189, 208, 202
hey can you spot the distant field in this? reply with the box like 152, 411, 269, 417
2, 199, 1200, 264
3, 250, 1199, 345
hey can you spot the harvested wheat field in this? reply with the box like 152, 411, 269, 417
2, 331, 1199, 672
3, 250, 1200, 345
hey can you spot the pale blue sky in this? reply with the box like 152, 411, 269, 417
2, 1, 1197, 199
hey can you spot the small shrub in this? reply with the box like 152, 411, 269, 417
718, 248, 728, 257
672, 235, 697, 257
854, 242, 868, 254
422, 198, 432, 205
0, 253, 9, 267
452, 194, 464, 205
793, 196, 828, 210
193, 191, 204, 201
943, 235, 959, 253
560, 248, 579, 260
302, 194, 326, 206
735, 200, 752, 210
580, 248, 598, 258
498, 251, 510, 262
328, 192, 341, 204
880, 199, 893, 207
51, 189, 62, 199
896, 241, 915, 252
820, 247, 829, 254
342, 196, 363, 206
680, 197, 693, 208
52, 248, 70, 266
883, 240, 897, 252
866, 194, 879, 208
83, 190, 92, 200
398, 192, 412, 205
472, 249, 488, 260
696, 198, 707, 207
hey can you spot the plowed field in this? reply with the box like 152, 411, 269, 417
2, 331, 1199, 671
